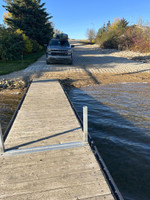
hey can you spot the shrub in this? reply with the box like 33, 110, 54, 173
0, 28, 24, 61
130, 28, 150, 52
32, 40, 43, 53
16, 29, 43, 54
96, 24, 107, 44
96, 18, 129, 50
96, 18, 150, 53
22, 36, 43, 54
122, 26, 150, 53
22, 34, 33, 54
102, 36, 118, 49
99, 28, 121, 49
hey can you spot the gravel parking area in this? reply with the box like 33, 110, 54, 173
0, 41, 150, 87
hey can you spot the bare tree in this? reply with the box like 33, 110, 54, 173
53, 29, 63, 38
137, 17, 143, 26
54, 29, 62, 34
86, 28, 96, 42
137, 17, 150, 27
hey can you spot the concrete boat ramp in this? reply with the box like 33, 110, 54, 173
0, 79, 118, 200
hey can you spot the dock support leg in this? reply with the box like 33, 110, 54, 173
0, 124, 5, 153
83, 106, 88, 142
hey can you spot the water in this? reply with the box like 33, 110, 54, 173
66, 83, 150, 200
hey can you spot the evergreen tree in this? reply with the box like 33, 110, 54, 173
107, 20, 111, 29
118, 18, 128, 28
3, 0, 13, 5
4, 0, 53, 45
0, 26, 24, 60
96, 23, 106, 37
102, 23, 106, 32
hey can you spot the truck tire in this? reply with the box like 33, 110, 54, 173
46, 60, 49, 64
69, 60, 72, 65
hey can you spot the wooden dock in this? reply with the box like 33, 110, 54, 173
0, 79, 115, 200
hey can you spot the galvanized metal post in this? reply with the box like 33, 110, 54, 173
83, 106, 88, 142
0, 123, 5, 153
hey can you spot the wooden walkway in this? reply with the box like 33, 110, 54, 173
0, 79, 115, 200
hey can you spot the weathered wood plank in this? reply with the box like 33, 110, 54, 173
5, 80, 83, 150
1, 79, 115, 200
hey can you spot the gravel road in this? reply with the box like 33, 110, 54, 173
0, 41, 150, 82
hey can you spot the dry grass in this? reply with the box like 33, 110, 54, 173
35, 71, 150, 88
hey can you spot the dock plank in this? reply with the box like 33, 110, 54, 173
1, 79, 115, 200
5, 80, 83, 150
0, 147, 112, 200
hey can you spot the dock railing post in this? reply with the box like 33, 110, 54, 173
0, 123, 5, 153
83, 106, 88, 142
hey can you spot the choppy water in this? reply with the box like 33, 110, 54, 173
66, 83, 150, 200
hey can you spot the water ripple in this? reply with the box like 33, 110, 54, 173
66, 82, 150, 200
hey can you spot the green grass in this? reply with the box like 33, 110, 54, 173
0, 51, 45, 76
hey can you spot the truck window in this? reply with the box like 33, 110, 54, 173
50, 40, 60, 46
60, 40, 70, 47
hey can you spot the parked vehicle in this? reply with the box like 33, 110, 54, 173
46, 34, 74, 64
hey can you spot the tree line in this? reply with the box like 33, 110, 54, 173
87, 18, 150, 53
0, 0, 53, 61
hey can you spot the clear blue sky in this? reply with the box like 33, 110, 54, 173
1, 0, 150, 39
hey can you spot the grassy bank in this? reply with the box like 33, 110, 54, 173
0, 51, 45, 76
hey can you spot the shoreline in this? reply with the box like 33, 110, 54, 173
40, 71, 150, 88
0, 71, 149, 133
0, 71, 150, 91
0, 41, 150, 90
0, 40, 150, 93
